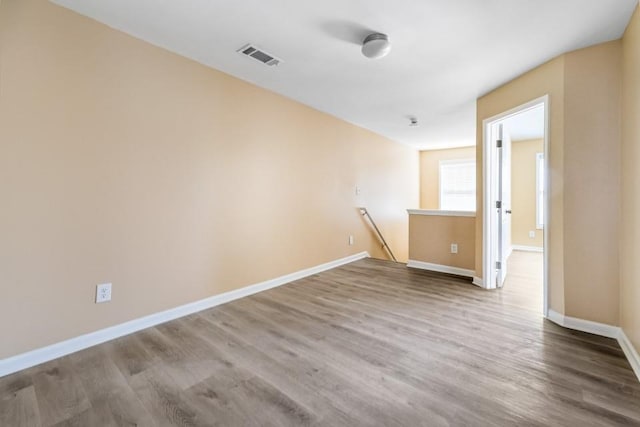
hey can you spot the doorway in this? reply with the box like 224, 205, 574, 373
482, 96, 549, 315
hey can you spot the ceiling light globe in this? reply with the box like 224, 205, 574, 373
361, 33, 391, 59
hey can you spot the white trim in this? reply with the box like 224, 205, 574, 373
547, 309, 620, 339
482, 95, 550, 317
439, 158, 475, 165
618, 330, 640, 382
547, 310, 640, 382
542, 97, 550, 317
536, 152, 545, 229
407, 209, 475, 217
407, 260, 475, 278
511, 245, 543, 253
0, 252, 369, 378
546, 308, 564, 326
472, 276, 485, 288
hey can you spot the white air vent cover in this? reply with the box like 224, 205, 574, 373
237, 44, 282, 67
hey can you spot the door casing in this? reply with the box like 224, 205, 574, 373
481, 95, 550, 317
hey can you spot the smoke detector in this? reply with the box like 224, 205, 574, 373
409, 117, 419, 127
237, 44, 282, 67
361, 33, 391, 59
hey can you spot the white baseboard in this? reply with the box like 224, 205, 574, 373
511, 245, 543, 253
547, 309, 620, 338
546, 309, 565, 328
407, 260, 475, 278
0, 252, 369, 378
506, 245, 513, 259
547, 309, 640, 382
472, 276, 485, 288
618, 330, 640, 381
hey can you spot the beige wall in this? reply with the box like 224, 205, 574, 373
408, 214, 475, 270
621, 6, 640, 354
563, 42, 621, 326
476, 56, 566, 313
0, 0, 419, 359
477, 41, 622, 325
511, 139, 544, 248
419, 147, 476, 209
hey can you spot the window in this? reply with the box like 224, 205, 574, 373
439, 159, 476, 211
536, 152, 544, 229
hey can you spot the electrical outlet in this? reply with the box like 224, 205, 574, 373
349, 235, 354, 245
529, 230, 536, 239
451, 243, 458, 254
355, 186, 361, 196
96, 283, 112, 303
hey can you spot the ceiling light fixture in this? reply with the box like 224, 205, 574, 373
361, 33, 391, 59
409, 117, 419, 127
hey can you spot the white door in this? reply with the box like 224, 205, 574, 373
498, 127, 512, 287
488, 122, 513, 289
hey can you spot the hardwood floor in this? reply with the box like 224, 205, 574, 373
1, 257, 639, 426
503, 249, 544, 312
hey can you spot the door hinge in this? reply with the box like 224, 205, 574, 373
496, 200, 502, 209
496, 139, 503, 148
496, 261, 502, 270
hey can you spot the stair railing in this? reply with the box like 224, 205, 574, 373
359, 207, 398, 262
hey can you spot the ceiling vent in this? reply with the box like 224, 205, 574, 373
237, 44, 282, 67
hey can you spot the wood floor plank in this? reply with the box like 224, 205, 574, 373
106, 333, 161, 378
212, 298, 525, 426
270, 276, 635, 391
181, 314, 361, 426
186, 370, 317, 427
30, 359, 92, 426
194, 311, 421, 426
227, 293, 573, 425
67, 345, 156, 426
0, 384, 42, 427
50, 406, 118, 427
1, 251, 639, 426
127, 365, 201, 427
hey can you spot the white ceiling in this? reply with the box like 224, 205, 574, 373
503, 104, 545, 142
51, 0, 637, 150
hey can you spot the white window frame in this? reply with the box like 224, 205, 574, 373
536, 152, 544, 229
439, 158, 476, 212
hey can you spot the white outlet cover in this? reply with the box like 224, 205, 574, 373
529, 230, 536, 238
349, 235, 354, 245
451, 244, 458, 254
96, 283, 112, 303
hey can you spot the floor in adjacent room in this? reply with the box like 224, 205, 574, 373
503, 249, 544, 313
1, 257, 639, 426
